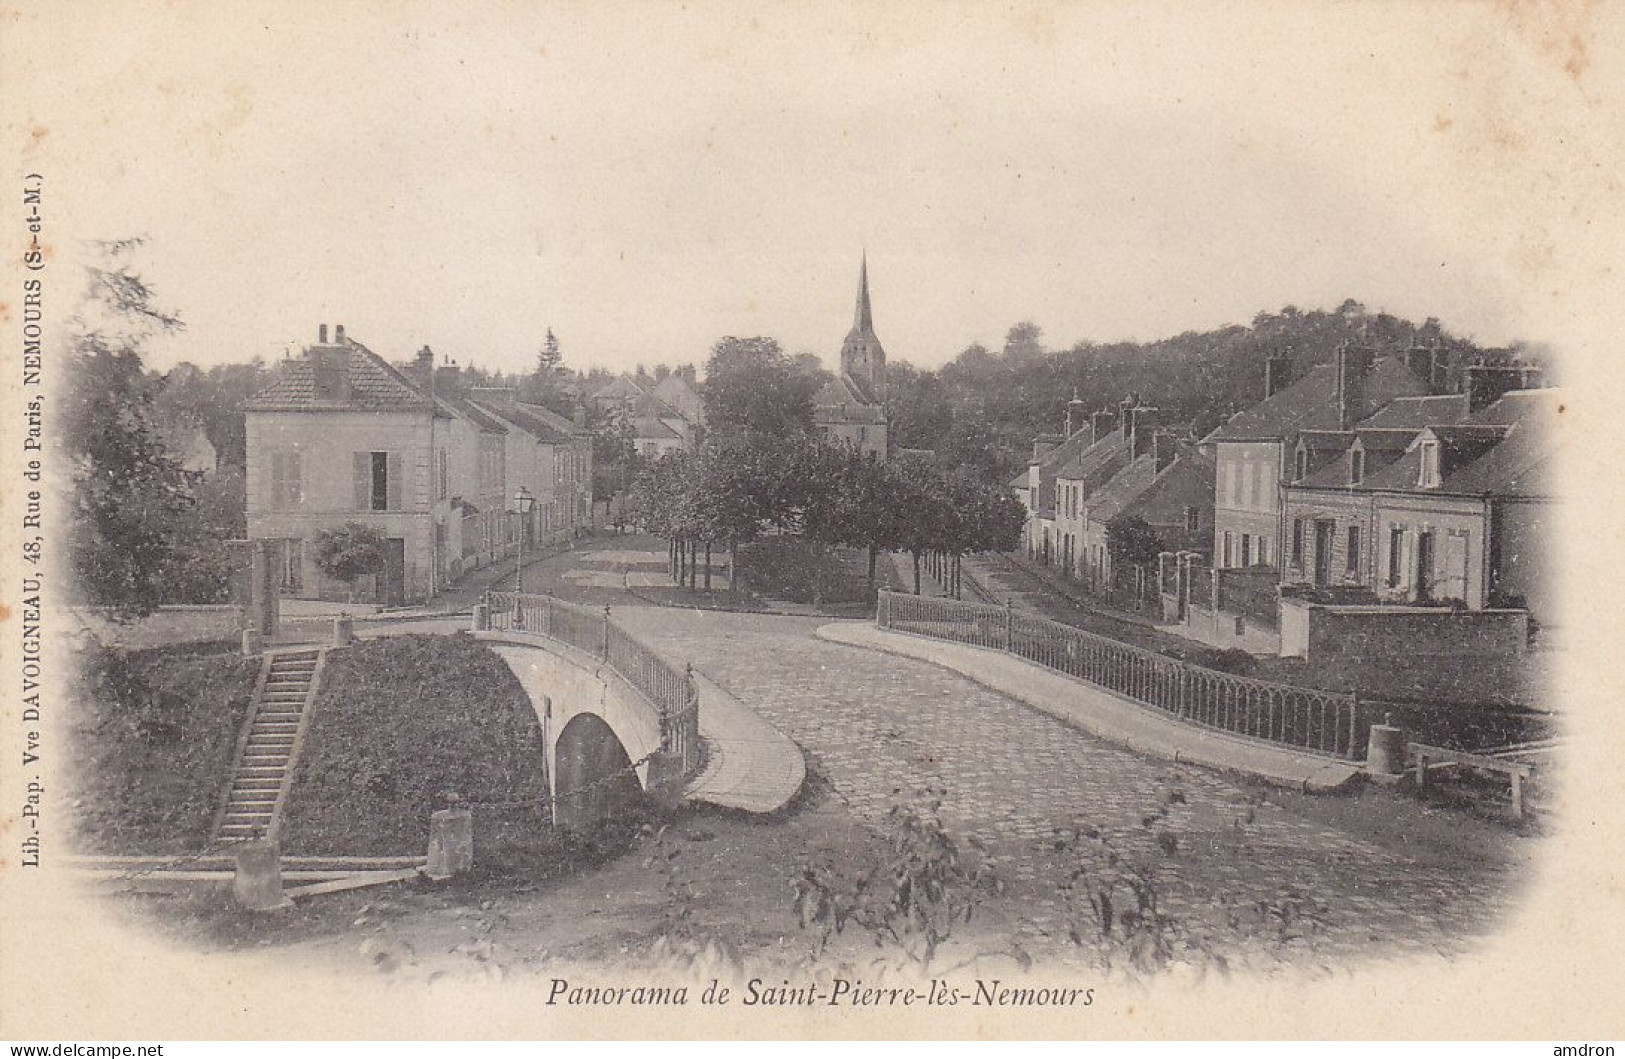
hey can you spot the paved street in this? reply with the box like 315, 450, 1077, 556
517, 536, 1534, 967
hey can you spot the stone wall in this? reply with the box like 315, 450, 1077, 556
1279, 599, 1527, 661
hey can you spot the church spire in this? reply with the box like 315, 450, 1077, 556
853, 251, 873, 334
839, 251, 886, 403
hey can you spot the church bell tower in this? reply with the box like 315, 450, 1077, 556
839, 253, 887, 403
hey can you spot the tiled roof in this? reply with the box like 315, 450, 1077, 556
814, 374, 886, 425
1204, 357, 1428, 442
1360, 449, 1425, 492
244, 339, 438, 413
437, 393, 510, 433
634, 416, 683, 442
469, 399, 576, 444
652, 375, 706, 421
592, 376, 650, 402
1118, 451, 1216, 526
1357, 393, 1469, 430
1297, 430, 1354, 451
517, 401, 586, 436
1467, 388, 1563, 429
1084, 454, 1161, 524
1355, 428, 1419, 451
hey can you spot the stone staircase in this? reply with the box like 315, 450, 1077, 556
213, 647, 326, 843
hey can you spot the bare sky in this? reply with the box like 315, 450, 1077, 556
10, 1, 1622, 376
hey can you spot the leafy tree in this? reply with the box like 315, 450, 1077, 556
1106, 514, 1164, 571
312, 522, 388, 602
1003, 320, 1045, 360
148, 358, 270, 470
701, 336, 819, 441
63, 238, 200, 620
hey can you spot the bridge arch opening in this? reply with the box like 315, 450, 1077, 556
553, 712, 644, 832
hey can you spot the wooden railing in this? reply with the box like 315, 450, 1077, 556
482, 591, 701, 776
878, 589, 1363, 759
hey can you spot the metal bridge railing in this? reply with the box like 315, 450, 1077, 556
877, 589, 1363, 759
483, 591, 702, 776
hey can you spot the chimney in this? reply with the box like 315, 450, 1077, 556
1118, 396, 1137, 441
434, 361, 462, 396
1464, 364, 1530, 413
310, 345, 350, 403
1065, 390, 1088, 438
318, 324, 329, 344
1404, 343, 1432, 386
1264, 349, 1293, 398
1130, 407, 1160, 459
573, 403, 587, 430
1430, 344, 1452, 395
1151, 430, 1177, 473
413, 346, 435, 395
334, 324, 346, 343
1335, 343, 1372, 430
1089, 409, 1115, 445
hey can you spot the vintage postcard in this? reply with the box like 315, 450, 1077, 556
2, 0, 1623, 1042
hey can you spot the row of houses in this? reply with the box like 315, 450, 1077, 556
588, 369, 706, 457
244, 325, 594, 606
1016, 342, 1560, 664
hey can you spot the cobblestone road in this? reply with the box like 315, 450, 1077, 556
546, 540, 1534, 969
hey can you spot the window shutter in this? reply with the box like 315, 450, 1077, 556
288, 452, 302, 507
387, 452, 403, 510
270, 452, 284, 509
353, 452, 369, 510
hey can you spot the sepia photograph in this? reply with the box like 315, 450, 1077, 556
2, 0, 1622, 1043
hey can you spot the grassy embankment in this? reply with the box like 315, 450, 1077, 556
67, 640, 258, 855
280, 633, 558, 862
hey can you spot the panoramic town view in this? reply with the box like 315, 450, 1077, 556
13, 7, 1608, 1039
64, 246, 1559, 984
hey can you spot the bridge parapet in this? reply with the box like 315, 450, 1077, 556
482, 591, 702, 780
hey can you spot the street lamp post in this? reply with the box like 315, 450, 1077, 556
513, 486, 535, 626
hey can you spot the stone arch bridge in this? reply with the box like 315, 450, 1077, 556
477, 592, 701, 830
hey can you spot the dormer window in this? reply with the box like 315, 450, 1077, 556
1350, 448, 1365, 485
1419, 440, 1441, 488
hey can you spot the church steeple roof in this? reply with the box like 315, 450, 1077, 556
838, 252, 886, 404
852, 251, 874, 334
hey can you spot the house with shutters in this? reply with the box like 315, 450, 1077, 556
243, 325, 594, 607
1078, 434, 1213, 599
244, 325, 465, 605
465, 386, 594, 547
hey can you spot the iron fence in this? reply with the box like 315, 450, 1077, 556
483, 591, 701, 775
878, 589, 1363, 759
